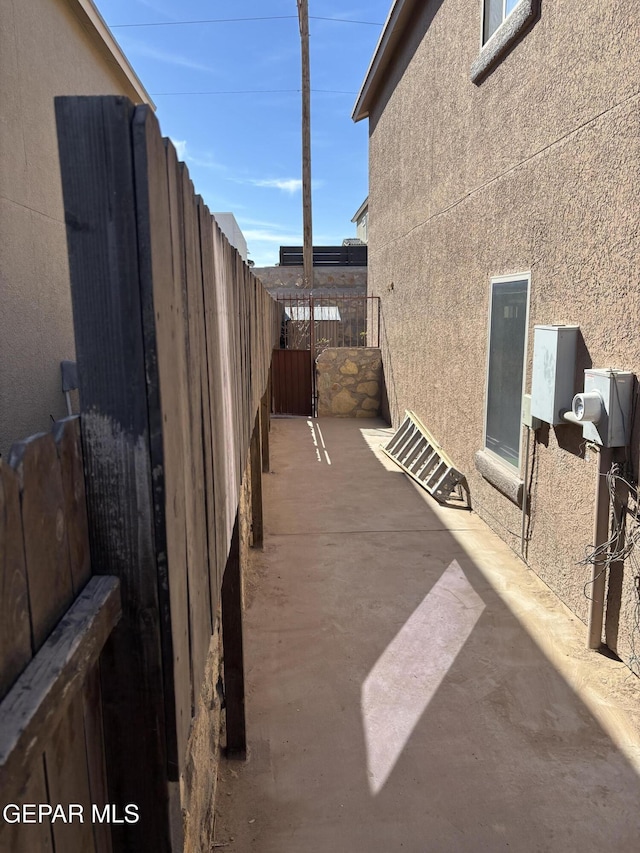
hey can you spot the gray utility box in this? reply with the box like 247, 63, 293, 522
531, 325, 580, 425
577, 369, 633, 447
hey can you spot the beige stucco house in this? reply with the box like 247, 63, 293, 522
351, 197, 368, 245
0, 0, 152, 455
354, 0, 640, 672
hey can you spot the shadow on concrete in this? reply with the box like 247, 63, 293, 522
215, 417, 640, 853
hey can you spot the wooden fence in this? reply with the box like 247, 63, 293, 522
0, 417, 120, 853
53, 95, 280, 851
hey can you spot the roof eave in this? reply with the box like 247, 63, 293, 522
351, 196, 369, 222
70, 0, 155, 109
352, 0, 421, 123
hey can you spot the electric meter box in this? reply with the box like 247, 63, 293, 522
531, 325, 580, 425
580, 368, 633, 447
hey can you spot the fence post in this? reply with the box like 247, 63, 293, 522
221, 515, 246, 758
260, 383, 270, 474
250, 413, 263, 548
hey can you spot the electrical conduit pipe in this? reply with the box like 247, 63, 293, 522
587, 446, 612, 650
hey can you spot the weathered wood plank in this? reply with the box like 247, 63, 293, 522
210, 221, 233, 588
0, 462, 31, 701
180, 163, 212, 707
197, 197, 221, 622
0, 756, 54, 853
132, 105, 190, 780
221, 515, 246, 758
53, 416, 91, 594
82, 664, 113, 853
163, 138, 195, 768
56, 94, 172, 852
0, 575, 120, 797
47, 694, 96, 853
8, 432, 74, 652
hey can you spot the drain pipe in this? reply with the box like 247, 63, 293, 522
587, 446, 612, 650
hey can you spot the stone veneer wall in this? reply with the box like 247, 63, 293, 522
182, 441, 255, 851
316, 348, 382, 417
253, 265, 367, 296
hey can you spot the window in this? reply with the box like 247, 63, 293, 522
471, 0, 540, 84
483, 0, 521, 44
484, 275, 530, 470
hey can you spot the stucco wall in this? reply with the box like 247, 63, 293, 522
366, 1, 640, 669
0, 0, 147, 456
316, 348, 382, 417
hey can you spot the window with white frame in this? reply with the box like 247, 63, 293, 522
483, 0, 521, 44
484, 275, 530, 469
472, 0, 540, 83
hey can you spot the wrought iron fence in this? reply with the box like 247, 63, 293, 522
276, 295, 380, 357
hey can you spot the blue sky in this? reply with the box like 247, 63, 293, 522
95, 0, 391, 266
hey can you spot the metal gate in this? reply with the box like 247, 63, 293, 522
271, 295, 380, 416
272, 348, 313, 415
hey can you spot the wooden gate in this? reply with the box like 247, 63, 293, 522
272, 349, 313, 416
0, 417, 120, 853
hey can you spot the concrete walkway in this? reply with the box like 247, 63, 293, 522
214, 417, 640, 852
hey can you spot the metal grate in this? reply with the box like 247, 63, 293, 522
382, 411, 467, 504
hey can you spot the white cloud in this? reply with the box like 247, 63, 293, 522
121, 38, 220, 74
242, 229, 301, 244
251, 178, 302, 194
243, 177, 324, 194
170, 138, 187, 160
187, 152, 225, 171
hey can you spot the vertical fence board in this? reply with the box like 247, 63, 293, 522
83, 664, 113, 853
47, 694, 96, 853
0, 462, 31, 701
0, 756, 54, 852
9, 433, 73, 652
132, 105, 190, 779
56, 94, 170, 852
210, 223, 230, 591
0, 462, 52, 853
198, 199, 221, 621
193, 195, 216, 694
180, 166, 212, 708
53, 417, 91, 595
163, 140, 195, 763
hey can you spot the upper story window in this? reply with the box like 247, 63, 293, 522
471, 0, 540, 84
484, 274, 530, 470
484, 0, 521, 44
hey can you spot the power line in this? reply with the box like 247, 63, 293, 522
109, 15, 383, 28
311, 16, 382, 25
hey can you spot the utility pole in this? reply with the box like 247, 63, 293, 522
297, 0, 313, 291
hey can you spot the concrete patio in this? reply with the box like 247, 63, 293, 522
214, 417, 640, 852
